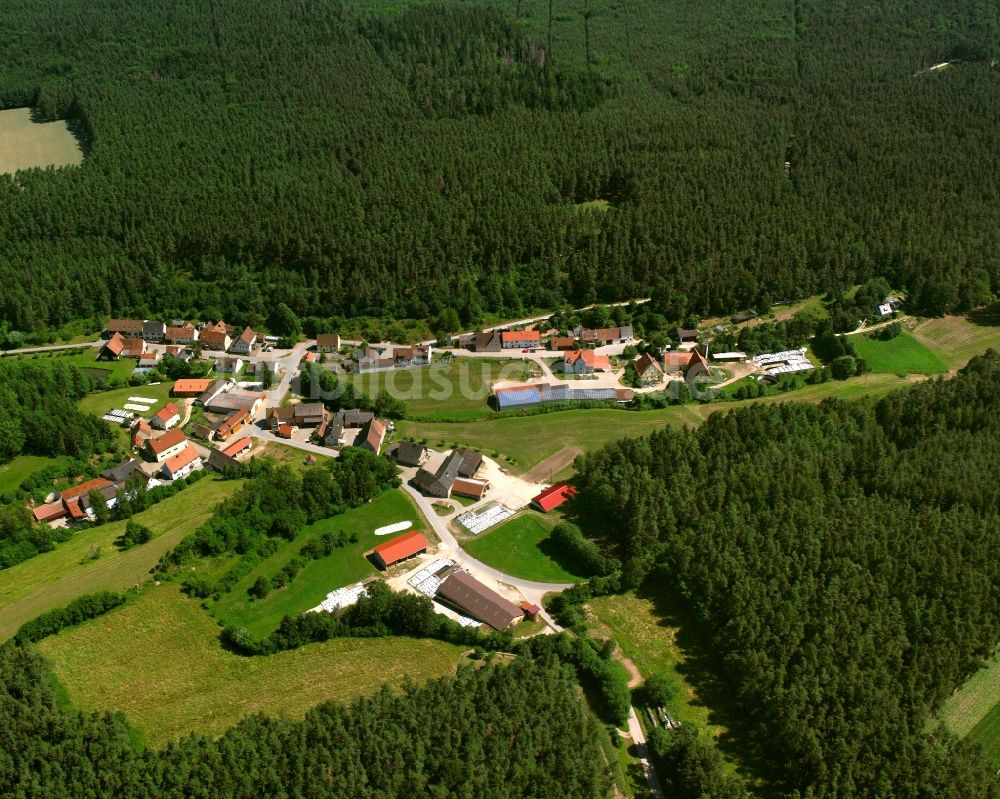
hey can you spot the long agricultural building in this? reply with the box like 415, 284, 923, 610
493, 383, 634, 410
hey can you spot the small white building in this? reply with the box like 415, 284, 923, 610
151, 402, 181, 430
216, 357, 245, 374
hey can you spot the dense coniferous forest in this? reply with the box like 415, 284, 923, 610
0, 0, 997, 332
571, 352, 1000, 797
0, 643, 610, 798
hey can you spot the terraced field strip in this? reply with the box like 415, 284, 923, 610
0, 476, 242, 639
38, 585, 466, 747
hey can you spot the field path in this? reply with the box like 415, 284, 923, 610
523, 445, 583, 483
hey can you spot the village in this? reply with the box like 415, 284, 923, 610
23, 294, 908, 636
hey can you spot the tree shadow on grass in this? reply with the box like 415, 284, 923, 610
536, 536, 590, 580
966, 302, 1000, 327
635, 578, 789, 798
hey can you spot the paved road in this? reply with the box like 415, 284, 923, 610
1, 340, 101, 355
627, 706, 665, 799
242, 426, 339, 458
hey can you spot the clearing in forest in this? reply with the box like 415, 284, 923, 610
0, 475, 242, 640
38, 585, 466, 747
851, 332, 948, 375
911, 311, 1000, 371
940, 652, 1000, 769
0, 108, 84, 174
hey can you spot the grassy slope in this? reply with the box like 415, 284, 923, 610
911, 310, 1000, 371
16, 349, 135, 383
851, 331, 947, 374
0, 454, 60, 494
37, 585, 466, 747
462, 512, 585, 583
208, 489, 426, 637
0, 476, 242, 640
968, 703, 1000, 770
347, 358, 538, 420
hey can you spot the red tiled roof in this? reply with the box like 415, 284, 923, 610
173, 378, 213, 395
277, 423, 296, 438
153, 403, 179, 425
501, 330, 541, 343
531, 482, 577, 512
199, 329, 228, 346
147, 428, 187, 455
32, 500, 67, 523
372, 530, 427, 567
452, 478, 489, 499
551, 337, 576, 350
103, 332, 125, 356
107, 319, 144, 333
122, 338, 145, 356
61, 477, 114, 503
163, 444, 200, 475
221, 437, 252, 458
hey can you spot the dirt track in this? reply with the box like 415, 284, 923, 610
522, 445, 583, 483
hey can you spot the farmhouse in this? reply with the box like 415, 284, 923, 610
106, 319, 144, 339
550, 336, 576, 351
321, 408, 374, 447
414, 344, 433, 365
100, 332, 126, 361
393, 346, 415, 367
356, 346, 394, 372
634, 352, 664, 385
357, 418, 387, 455
412, 449, 465, 498
472, 331, 502, 352
454, 448, 483, 478
677, 327, 699, 343
277, 423, 297, 439
222, 436, 252, 458
151, 402, 181, 430
101, 457, 144, 485
135, 352, 159, 372
561, 349, 610, 374
501, 330, 540, 349
164, 324, 198, 345
131, 418, 153, 448
316, 333, 341, 352
394, 441, 428, 467
161, 444, 203, 481
229, 326, 256, 355
122, 337, 147, 358
172, 378, 214, 397
267, 402, 326, 430
437, 571, 522, 631
199, 321, 231, 351
215, 357, 244, 374
143, 320, 166, 342
32, 476, 119, 524
579, 326, 633, 345
371, 530, 428, 570
531, 482, 577, 512
145, 428, 189, 463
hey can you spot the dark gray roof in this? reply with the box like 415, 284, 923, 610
396, 441, 427, 467
143, 320, 165, 337
454, 448, 482, 478
437, 571, 522, 631
412, 450, 464, 497
101, 458, 142, 483
340, 408, 374, 427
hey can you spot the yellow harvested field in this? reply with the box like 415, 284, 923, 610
0, 107, 84, 174
939, 652, 1000, 737
910, 312, 1000, 371
38, 585, 466, 747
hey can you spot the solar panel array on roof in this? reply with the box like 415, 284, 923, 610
495, 386, 542, 408
571, 387, 617, 401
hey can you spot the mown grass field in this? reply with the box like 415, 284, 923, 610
399, 375, 911, 474
208, 489, 426, 637
347, 358, 538, 421
851, 331, 948, 375
37, 585, 466, 747
462, 512, 584, 584
911, 310, 1000, 370
15, 348, 136, 384
940, 653, 1000, 739
0, 475, 242, 640
0, 107, 84, 174
79, 381, 176, 421
0, 454, 60, 494
968, 703, 1000, 770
